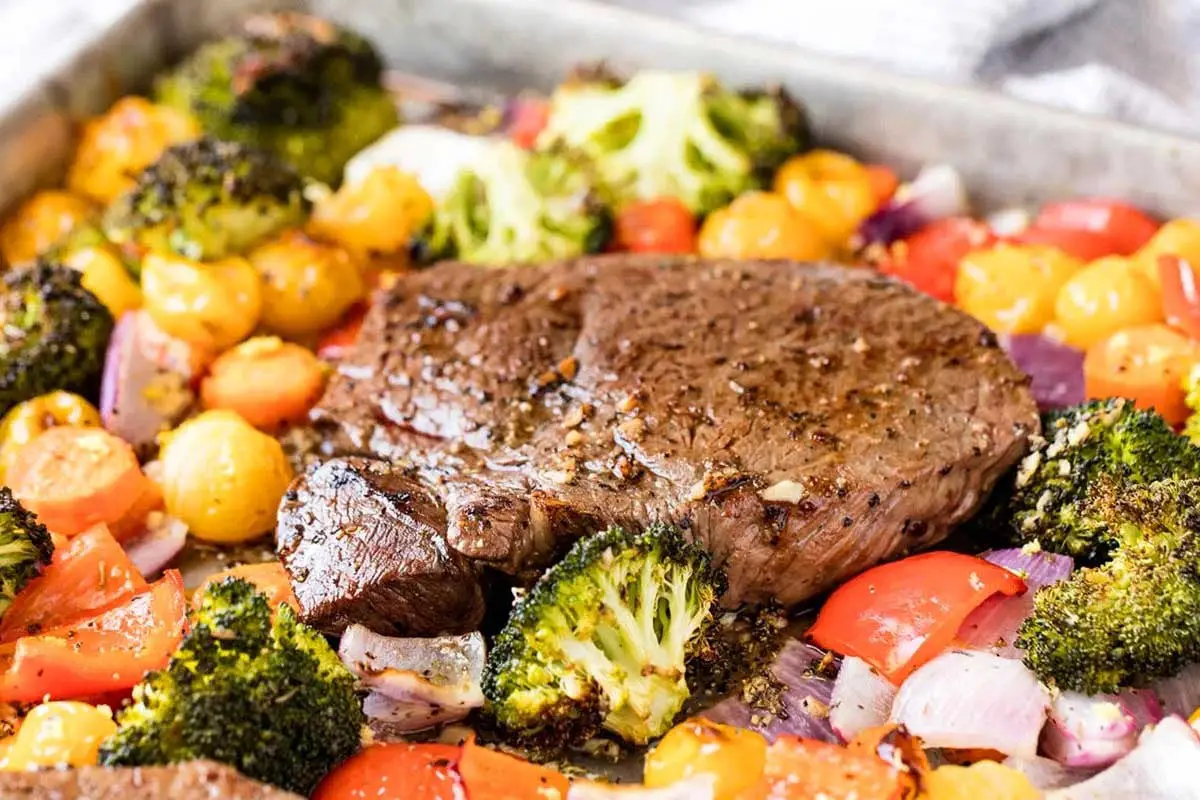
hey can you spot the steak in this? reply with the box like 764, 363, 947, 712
284, 255, 1037, 635
0, 761, 300, 799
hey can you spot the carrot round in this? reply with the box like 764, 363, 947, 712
193, 562, 298, 613
1084, 323, 1200, 425
200, 336, 327, 431
9, 427, 151, 537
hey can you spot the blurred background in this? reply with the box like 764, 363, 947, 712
603, 0, 1200, 135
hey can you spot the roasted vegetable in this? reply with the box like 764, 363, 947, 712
423, 140, 610, 266
1181, 363, 1200, 445
0, 487, 54, 618
1017, 476, 1200, 693
537, 69, 808, 214
100, 577, 363, 795
0, 262, 114, 417
154, 12, 398, 184
102, 137, 308, 262
986, 398, 1200, 563
482, 523, 725, 748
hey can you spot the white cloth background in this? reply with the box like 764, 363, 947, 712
604, 0, 1200, 136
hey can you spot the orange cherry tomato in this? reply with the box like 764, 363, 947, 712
698, 192, 829, 261
1053, 256, 1163, 350
1033, 199, 1159, 255
613, 198, 697, 254
955, 244, 1083, 334
748, 737, 908, 800
313, 743, 465, 800
1084, 324, 1200, 425
880, 217, 996, 304
773, 150, 876, 245
1159, 254, 1200, 340
806, 552, 1026, 684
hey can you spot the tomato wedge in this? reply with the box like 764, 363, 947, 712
1084, 323, 1200, 425
879, 217, 996, 303
1159, 255, 1200, 340
0, 570, 186, 703
613, 198, 697, 254
806, 552, 1026, 684
459, 735, 569, 800
0, 524, 147, 643
313, 743, 464, 800
1033, 199, 1159, 255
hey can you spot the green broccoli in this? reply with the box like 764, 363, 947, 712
1181, 363, 1200, 446
0, 487, 53, 617
987, 398, 1200, 562
0, 262, 113, 417
482, 523, 725, 748
99, 577, 364, 795
102, 137, 308, 262
537, 69, 808, 214
1017, 476, 1200, 694
155, 12, 398, 184
422, 140, 611, 266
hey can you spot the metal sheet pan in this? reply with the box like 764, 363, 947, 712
3, 0, 1200, 220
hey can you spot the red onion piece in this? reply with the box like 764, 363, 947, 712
890, 650, 1051, 757
854, 164, 968, 249
100, 311, 191, 449
1003, 755, 1098, 791
999, 335, 1086, 412
122, 512, 187, 577
1152, 662, 1200, 718
957, 548, 1073, 658
568, 776, 715, 800
829, 656, 896, 742
1046, 717, 1200, 800
701, 639, 837, 743
1041, 691, 1151, 768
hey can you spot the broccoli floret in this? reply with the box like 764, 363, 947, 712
155, 12, 398, 184
100, 577, 364, 795
988, 398, 1200, 562
537, 69, 808, 214
102, 137, 308, 262
0, 262, 113, 417
482, 523, 725, 748
1017, 477, 1200, 694
0, 487, 53, 617
1182, 364, 1200, 446
423, 140, 611, 266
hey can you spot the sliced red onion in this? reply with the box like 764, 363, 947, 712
957, 548, 1073, 658
1003, 755, 1098, 791
101, 311, 192, 449
854, 164, 968, 249
338, 624, 484, 734
1045, 717, 1200, 800
568, 776, 715, 800
1152, 662, 1200, 718
829, 656, 896, 742
121, 512, 188, 577
701, 639, 837, 743
999, 335, 1086, 412
890, 650, 1050, 757
1040, 691, 1163, 768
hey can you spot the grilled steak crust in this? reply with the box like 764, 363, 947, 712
0, 761, 300, 799
287, 255, 1037, 633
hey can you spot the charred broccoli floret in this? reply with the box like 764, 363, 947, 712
100, 578, 364, 795
537, 69, 808, 214
423, 140, 611, 266
482, 523, 725, 748
155, 12, 398, 184
102, 137, 308, 262
1017, 477, 1200, 694
988, 399, 1200, 562
0, 262, 113, 417
0, 488, 53, 617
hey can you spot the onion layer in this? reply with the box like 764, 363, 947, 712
829, 656, 896, 742
957, 548, 1073, 658
1046, 717, 1200, 800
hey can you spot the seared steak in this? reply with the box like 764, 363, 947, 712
286, 256, 1037, 634
0, 761, 299, 799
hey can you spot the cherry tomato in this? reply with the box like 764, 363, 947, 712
1136, 218, 1200, 289
806, 552, 1026, 683
698, 192, 829, 261
613, 198, 697, 254
313, 743, 465, 800
1010, 227, 1121, 262
955, 244, 1083, 334
508, 97, 550, 150
1160, 254, 1200, 340
1033, 199, 1159, 255
880, 217, 996, 303
644, 719, 767, 800
1084, 324, 1200, 426
773, 150, 876, 245
1053, 256, 1163, 349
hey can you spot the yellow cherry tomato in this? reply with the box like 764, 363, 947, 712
773, 149, 876, 246
64, 246, 143, 319
142, 252, 262, 351
1189, 706, 1200, 732
249, 230, 366, 339
919, 761, 1040, 800
1053, 256, 1163, 349
698, 191, 830, 261
0, 392, 101, 484
308, 166, 434, 263
955, 244, 1084, 334
1134, 217, 1200, 289
0, 702, 116, 770
66, 96, 200, 205
0, 191, 95, 266
644, 719, 767, 800
159, 410, 294, 543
